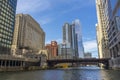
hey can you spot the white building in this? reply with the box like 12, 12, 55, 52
96, 0, 112, 58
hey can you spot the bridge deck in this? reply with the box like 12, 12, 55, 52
47, 58, 110, 63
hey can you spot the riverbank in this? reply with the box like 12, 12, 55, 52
0, 66, 48, 72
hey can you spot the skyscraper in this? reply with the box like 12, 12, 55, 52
63, 23, 72, 46
62, 23, 74, 59
62, 20, 84, 58
107, 0, 120, 69
0, 0, 17, 54
72, 19, 84, 58
96, 0, 112, 58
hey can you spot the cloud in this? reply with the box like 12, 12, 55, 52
60, 0, 95, 14
45, 40, 51, 44
38, 18, 52, 25
56, 39, 62, 44
16, 0, 51, 13
83, 40, 97, 52
45, 38, 62, 44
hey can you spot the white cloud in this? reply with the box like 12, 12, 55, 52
16, 0, 51, 13
45, 40, 51, 44
60, 0, 95, 14
38, 16, 53, 25
45, 38, 62, 44
56, 39, 62, 44
83, 40, 97, 52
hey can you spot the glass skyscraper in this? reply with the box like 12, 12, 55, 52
63, 23, 72, 45
0, 0, 17, 54
72, 19, 84, 58
62, 20, 84, 58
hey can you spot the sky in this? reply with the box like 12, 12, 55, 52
17, 0, 98, 58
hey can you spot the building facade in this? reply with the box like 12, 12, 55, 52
0, 0, 17, 54
84, 52, 92, 58
63, 23, 72, 46
62, 23, 74, 58
62, 20, 84, 58
108, 0, 120, 69
96, 0, 112, 58
96, 24, 103, 58
72, 19, 84, 58
45, 41, 58, 59
11, 14, 45, 55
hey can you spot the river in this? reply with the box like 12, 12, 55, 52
0, 66, 120, 80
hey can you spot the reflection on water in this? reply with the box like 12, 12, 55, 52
0, 66, 120, 80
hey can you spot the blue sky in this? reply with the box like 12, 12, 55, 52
17, 0, 98, 57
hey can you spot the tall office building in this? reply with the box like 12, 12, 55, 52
62, 23, 74, 58
11, 14, 45, 55
96, 0, 112, 58
72, 19, 84, 58
0, 0, 17, 54
63, 23, 72, 46
107, 0, 120, 69
96, 24, 103, 58
62, 20, 84, 58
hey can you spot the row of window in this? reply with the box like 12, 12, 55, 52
0, 17, 14, 26
1, 0, 16, 11
0, 42, 11, 48
0, 16, 14, 25
0, 29, 12, 37
8, 0, 17, 9
0, 38, 12, 44
0, 21, 14, 31
0, 32, 12, 40
0, 4, 15, 16
0, 24, 14, 32
0, 8, 15, 19
0, 11, 14, 23
0, 24, 13, 33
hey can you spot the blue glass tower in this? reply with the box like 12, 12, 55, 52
0, 0, 17, 54
72, 19, 84, 58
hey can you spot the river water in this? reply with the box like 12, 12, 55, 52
0, 66, 120, 80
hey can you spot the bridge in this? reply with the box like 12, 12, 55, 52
47, 58, 110, 69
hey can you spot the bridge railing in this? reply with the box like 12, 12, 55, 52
0, 54, 40, 62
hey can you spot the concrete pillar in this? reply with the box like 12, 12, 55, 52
118, 43, 120, 56
23, 61, 25, 67
21, 61, 23, 67
0, 60, 2, 68
15, 61, 17, 67
5, 60, 7, 68
16, 61, 18, 66
11, 60, 14, 67
8, 60, 10, 67
18, 61, 20, 66
0, 61, 1, 67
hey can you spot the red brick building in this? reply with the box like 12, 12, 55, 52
45, 41, 58, 59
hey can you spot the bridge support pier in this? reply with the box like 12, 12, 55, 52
47, 62, 56, 68
104, 62, 109, 69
